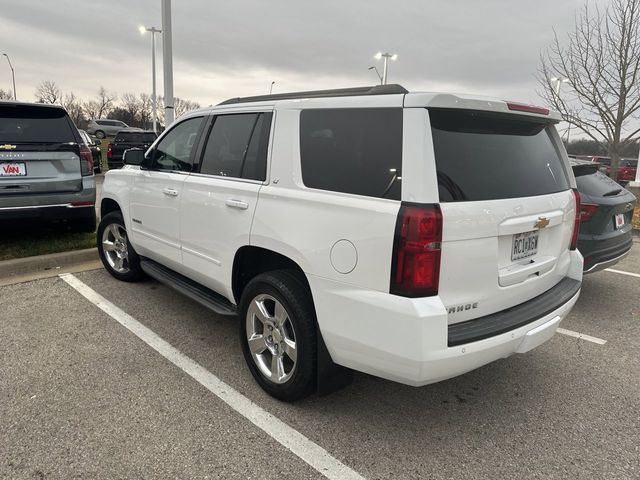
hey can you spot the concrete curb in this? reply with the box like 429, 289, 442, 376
0, 248, 99, 279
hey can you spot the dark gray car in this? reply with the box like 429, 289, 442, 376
0, 102, 96, 232
572, 159, 636, 273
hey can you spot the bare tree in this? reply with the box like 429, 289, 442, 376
121, 93, 141, 121
83, 86, 116, 120
137, 93, 152, 129
95, 86, 117, 118
35, 80, 62, 104
61, 91, 85, 127
174, 97, 201, 118
538, 0, 640, 180
0, 88, 13, 99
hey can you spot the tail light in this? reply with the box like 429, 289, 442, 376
579, 203, 598, 222
107, 143, 113, 159
79, 144, 94, 176
570, 189, 581, 250
390, 203, 442, 297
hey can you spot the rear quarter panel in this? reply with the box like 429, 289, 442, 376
250, 108, 400, 292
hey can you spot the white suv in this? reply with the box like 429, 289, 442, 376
97, 85, 583, 401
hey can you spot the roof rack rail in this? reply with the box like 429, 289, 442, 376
217, 84, 408, 106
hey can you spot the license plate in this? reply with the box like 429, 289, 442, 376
615, 213, 625, 229
512, 230, 539, 261
0, 162, 26, 176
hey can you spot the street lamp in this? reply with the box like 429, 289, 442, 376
374, 52, 397, 85
139, 25, 162, 133
550, 77, 571, 142
550, 77, 569, 96
368, 66, 382, 84
269, 81, 275, 95
2, 53, 16, 100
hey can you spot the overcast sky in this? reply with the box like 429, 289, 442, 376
0, 0, 608, 107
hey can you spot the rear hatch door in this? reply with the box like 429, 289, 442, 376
0, 104, 82, 195
574, 166, 636, 234
430, 109, 576, 324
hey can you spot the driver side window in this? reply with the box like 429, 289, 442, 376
151, 116, 203, 172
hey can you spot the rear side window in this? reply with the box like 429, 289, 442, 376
430, 109, 569, 202
115, 132, 157, 143
299, 108, 403, 200
0, 105, 75, 143
199, 112, 272, 181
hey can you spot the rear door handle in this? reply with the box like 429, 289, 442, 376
163, 187, 179, 197
225, 198, 249, 210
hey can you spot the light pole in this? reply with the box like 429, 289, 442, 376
139, 26, 162, 133
269, 81, 275, 94
374, 52, 397, 85
551, 76, 569, 96
161, 0, 174, 127
551, 77, 571, 142
2, 54, 16, 100
368, 66, 382, 85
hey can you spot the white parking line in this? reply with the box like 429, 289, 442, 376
605, 268, 640, 279
59, 273, 365, 480
556, 328, 607, 345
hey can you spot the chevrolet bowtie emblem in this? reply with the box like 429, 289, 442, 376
534, 217, 550, 229
1, 144, 17, 150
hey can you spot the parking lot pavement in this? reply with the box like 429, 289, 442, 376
1, 243, 639, 479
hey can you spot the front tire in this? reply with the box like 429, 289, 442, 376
97, 211, 145, 282
239, 271, 317, 402
95, 130, 106, 139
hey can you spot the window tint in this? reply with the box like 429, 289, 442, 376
299, 108, 403, 199
199, 112, 272, 180
151, 116, 203, 172
0, 105, 75, 143
115, 132, 157, 143
96, 120, 107, 125
430, 109, 569, 202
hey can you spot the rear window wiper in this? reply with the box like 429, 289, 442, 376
603, 188, 622, 197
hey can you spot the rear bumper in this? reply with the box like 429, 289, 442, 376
0, 178, 95, 222
308, 251, 583, 386
107, 160, 124, 170
0, 204, 95, 221
578, 230, 633, 273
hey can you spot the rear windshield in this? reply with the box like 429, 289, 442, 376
115, 132, 157, 143
622, 159, 637, 167
0, 105, 76, 143
430, 109, 570, 202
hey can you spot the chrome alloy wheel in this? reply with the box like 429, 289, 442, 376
101, 223, 130, 274
246, 294, 298, 384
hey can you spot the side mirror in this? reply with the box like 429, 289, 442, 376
123, 148, 145, 166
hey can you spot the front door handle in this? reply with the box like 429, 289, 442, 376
163, 187, 179, 197
225, 198, 249, 210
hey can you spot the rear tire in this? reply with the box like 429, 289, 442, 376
97, 211, 145, 282
239, 270, 317, 402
